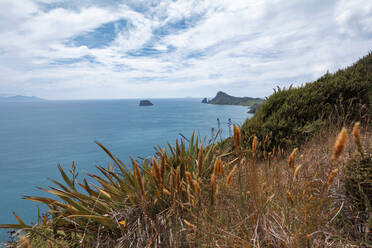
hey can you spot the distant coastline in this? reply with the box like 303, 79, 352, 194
0, 95, 44, 102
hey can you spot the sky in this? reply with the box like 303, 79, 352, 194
0, 0, 371, 100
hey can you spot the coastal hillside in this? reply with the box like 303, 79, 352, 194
207, 91, 264, 106
1, 53, 372, 247
241, 52, 372, 151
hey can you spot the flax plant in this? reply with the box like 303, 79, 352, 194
1, 132, 219, 247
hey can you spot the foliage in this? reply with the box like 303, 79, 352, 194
247, 102, 263, 114
344, 145, 372, 212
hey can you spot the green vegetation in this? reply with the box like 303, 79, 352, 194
344, 124, 372, 212
247, 102, 263, 114
241, 52, 372, 151
2, 53, 372, 247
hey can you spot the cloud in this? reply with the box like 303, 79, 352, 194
335, 0, 372, 38
0, 0, 371, 99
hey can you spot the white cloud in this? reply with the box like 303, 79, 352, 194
0, 0, 371, 99
335, 0, 372, 37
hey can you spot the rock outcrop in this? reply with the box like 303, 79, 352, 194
208, 91, 263, 106
139, 100, 153, 106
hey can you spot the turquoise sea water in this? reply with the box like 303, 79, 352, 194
0, 98, 251, 242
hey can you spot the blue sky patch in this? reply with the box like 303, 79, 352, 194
69, 19, 130, 49
50, 55, 97, 65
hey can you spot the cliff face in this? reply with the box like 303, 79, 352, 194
208, 91, 263, 106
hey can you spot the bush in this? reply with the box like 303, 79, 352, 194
344, 146, 372, 212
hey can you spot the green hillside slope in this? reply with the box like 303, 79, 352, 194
241, 52, 372, 150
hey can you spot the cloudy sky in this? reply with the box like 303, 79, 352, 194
0, 0, 371, 99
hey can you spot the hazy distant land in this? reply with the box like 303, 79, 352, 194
0, 95, 44, 102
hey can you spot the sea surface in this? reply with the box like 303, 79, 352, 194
0, 98, 251, 243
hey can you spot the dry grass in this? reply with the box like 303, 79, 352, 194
182, 124, 371, 247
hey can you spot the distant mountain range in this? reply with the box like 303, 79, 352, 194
203, 91, 264, 107
0, 95, 44, 102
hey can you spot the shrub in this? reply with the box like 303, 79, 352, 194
344, 145, 372, 212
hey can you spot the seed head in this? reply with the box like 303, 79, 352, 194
252, 135, 257, 153
193, 179, 201, 195
226, 165, 237, 186
293, 164, 303, 181
233, 125, 241, 152
160, 151, 166, 183
186, 172, 195, 192
184, 219, 196, 229
332, 128, 347, 163
288, 148, 298, 168
352, 122, 363, 155
326, 168, 339, 186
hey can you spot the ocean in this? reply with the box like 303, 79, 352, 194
0, 98, 251, 242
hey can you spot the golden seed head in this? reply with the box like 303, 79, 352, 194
326, 168, 339, 186
213, 158, 224, 176
163, 188, 171, 196
293, 164, 303, 181
186, 172, 195, 192
47, 240, 54, 248
226, 165, 237, 186
332, 128, 347, 163
219, 161, 225, 176
233, 125, 241, 151
184, 219, 196, 229
288, 148, 298, 168
252, 135, 257, 153
211, 173, 216, 186
160, 151, 166, 181
193, 179, 201, 195
212, 159, 218, 175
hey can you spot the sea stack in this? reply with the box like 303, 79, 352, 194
201, 97, 208, 103
139, 100, 153, 106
